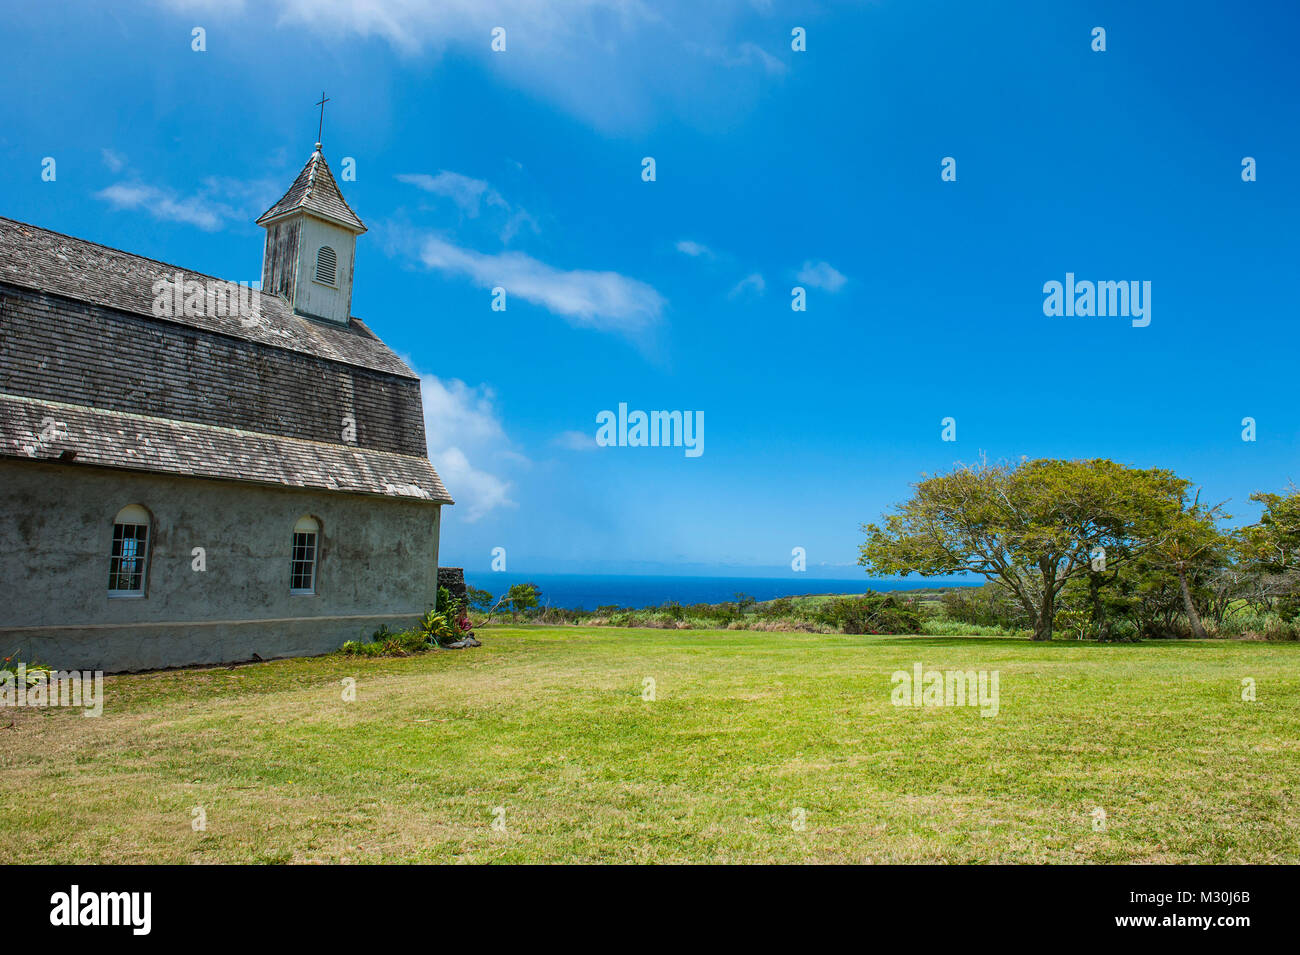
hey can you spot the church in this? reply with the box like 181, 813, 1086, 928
0, 143, 454, 672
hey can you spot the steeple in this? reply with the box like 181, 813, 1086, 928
257, 145, 366, 325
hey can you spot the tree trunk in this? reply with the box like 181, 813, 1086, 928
1032, 587, 1055, 641
1177, 564, 1208, 639
1088, 571, 1109, 640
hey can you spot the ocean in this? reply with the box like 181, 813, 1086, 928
461, 572, 974, 610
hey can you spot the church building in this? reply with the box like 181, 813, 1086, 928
0, 144, 453, 672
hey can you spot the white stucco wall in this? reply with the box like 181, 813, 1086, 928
0, 460, 440, 672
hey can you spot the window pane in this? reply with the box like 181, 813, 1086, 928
109, 522, 148, 593
291, 531, 317, 592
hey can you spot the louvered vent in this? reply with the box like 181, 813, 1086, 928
315, 246, 337, 286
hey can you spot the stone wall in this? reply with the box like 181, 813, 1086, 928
437, 567, 467, 609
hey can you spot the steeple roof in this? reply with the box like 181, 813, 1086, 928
256, 146, 366, 233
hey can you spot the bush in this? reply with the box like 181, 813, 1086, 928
813, 592, 924, 634
920, 618, 1015, 637
1262, 615, 1299, 641
759, 597, 794, 619
340, 628, 431, 657
417, 608, 458, 647
1, 651, 52, 684
940, 584, 1022, 630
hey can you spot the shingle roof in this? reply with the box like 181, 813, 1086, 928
0, 216, 410, 379
257, 148, 367, 233
0, 394, 453, 504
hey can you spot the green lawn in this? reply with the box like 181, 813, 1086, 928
2, 628, 1297, 863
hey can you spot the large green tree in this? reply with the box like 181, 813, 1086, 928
1143, 498, 1229, 639
859, 458, 1189, 640
1240, 487, 1300, 617
1243, 488, 1300, 571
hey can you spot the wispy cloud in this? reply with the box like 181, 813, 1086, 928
415, 235, 664, 335
397, 171, 505, 217
397, 170, 538, 242
796, 260, 848, 292
553, 429, 597, 451
690, 39, 787, 76
418, 374, 521, 522
735, 41, 786, 76
100, 148, 126, 173
728, 272, 766, 298
155, 1, 786, 133
94, 183, 238, 232
675, 239, 714, 259
94, 175, 279, 232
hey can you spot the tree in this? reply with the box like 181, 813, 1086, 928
859, 458, 1189, 640
1144, 497, 1229, 639
466, 586, 495, 614
1240, 487, 1300, 619
1243, 488, 1300, 573
507, 582, 541, 614
480, 584, 541, 623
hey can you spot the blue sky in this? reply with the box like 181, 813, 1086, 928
2, 1, 1298, 578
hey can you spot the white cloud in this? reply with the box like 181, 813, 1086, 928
690, 40, 787, 75
553, 429, 597, 451
796, 260, 848, 292
736, 41, 786, 75
728, 272, 766, 298
94, 183, 237, 232
416, 235, 664, 335
101, 149, 126, 173
155, 1, 785, 133
94, 176, 280, 232
397, 171, 504, 217
260, 0, 657, 57
419, 374, 520, 521
397, 170, 538, 242
430, 447, 513, 522
675, 239, 713, 259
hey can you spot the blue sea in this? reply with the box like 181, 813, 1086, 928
462, 572, 974, 610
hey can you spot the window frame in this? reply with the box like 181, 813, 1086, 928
290, 517, 320, 596
108, 505, 151, 598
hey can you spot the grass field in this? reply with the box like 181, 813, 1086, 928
2, 628, 1297, 864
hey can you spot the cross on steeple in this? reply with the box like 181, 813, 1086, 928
315, 91, 330, 148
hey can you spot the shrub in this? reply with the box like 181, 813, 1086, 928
940, 584, 1022, 630
1, 651, 52, 684
658, 601, 686, 622
813, 592, 924, 634
417, 609, 458, 647
759, 597, 794, 619
340, 628, 435, 657
1262, 615, 1299, 641
920, 618, 1015, 637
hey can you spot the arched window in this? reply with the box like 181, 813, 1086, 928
108, 504, 150, 596
314, 246, 337, 287
290, 516, 320, 594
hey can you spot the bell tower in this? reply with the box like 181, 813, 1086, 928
256, 142, 366, 325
